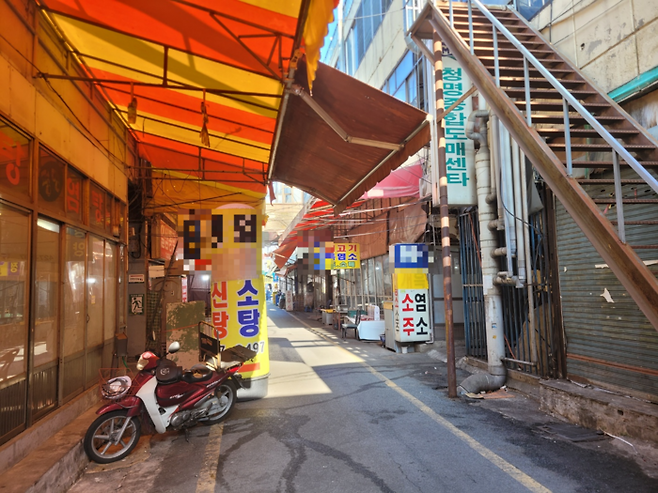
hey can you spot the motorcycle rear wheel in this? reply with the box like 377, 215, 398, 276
84, 410, 141, 464
204, 380, 237, 424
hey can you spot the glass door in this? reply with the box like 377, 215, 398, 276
0, 202, 30, 443
62, 227, 86, 400
86, 235, 104, 386
31, 217, 60, 419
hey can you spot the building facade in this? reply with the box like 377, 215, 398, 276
0, 0, 131, 446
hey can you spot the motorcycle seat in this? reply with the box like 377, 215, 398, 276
156, 362, 183, 384
182, 364, 213, 383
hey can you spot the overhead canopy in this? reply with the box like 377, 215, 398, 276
272, 161, 425, 267
270, 59, 431, 213
38, 0, 429, 214
37, 0, 337, 208
273, 198, 362, 268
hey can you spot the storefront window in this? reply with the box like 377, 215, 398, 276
0, 121, 31, 197
89, 183, 105, 230
0, 202, 29, 440
32, 217, 60, 417
62, 227, 86, 399
66, 167, 84, 222
383, 256, 392, 299
0, 203, 29, 381
375, 257, 385, 304
33, 218, 60, 368
86, 236, 104, 385
38, 149, 66, 213
118, 245, 126, 328
103, 242, 116, 367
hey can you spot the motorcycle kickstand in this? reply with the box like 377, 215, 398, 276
184, 428, 190, 443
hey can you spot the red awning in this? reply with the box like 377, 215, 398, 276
362, 162, 424, 200
270, 59, 430, 213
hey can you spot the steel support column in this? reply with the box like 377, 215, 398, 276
433, 32, 457, 398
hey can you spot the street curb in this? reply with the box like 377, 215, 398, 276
0, 405, 97, 493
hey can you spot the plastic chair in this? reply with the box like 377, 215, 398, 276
341, 310, 361, 340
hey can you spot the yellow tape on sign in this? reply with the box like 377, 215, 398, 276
396, 269, 429, 290
211, 277, 269, 379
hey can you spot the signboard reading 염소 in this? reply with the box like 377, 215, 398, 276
391, 244, 432, 343
443, 45, 476, 207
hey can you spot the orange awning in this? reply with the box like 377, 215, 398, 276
37, 0, 338, 207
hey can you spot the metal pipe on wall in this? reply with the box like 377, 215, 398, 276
519, 150, 538, 365
512, 140, 526, 285
460, 109, 507, 393
499, 126, 516, 275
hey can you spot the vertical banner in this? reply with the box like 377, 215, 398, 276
443, 46, 477, 206
391, 244, 432, 343
179, 205, 269, 381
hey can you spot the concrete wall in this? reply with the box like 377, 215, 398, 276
346, 0, 409, 89
531, 0, 658, 93
0, 0, 132, 200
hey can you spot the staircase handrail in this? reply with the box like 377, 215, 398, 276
465, 0, 658, 196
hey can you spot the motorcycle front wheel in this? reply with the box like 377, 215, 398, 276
84, 410, 141, 464
204, 380, 237, 424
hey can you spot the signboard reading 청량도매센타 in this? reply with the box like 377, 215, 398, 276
443, 45, 476, 207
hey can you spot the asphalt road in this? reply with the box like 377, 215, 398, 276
69, 306, 658, 493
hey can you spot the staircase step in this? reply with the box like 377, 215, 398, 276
594, 198, 658, 204
473, 46, 555, 57
499, 77, 587, 89
492, 66, 575, 77
566, 160, 658, 168
505, 88, 600, 99
452, 21, 531, 33
578, 179, 648, 184
532, 114, 626, 124
550, 143, 654, 152
455, 28, 539, 39
515, 101, 611, 111
480, 56, 565, 67
538, 128, 640, 138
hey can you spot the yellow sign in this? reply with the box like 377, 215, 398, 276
395, 269, 429, 290
211, 277, 269, 379
333, 242, 361, 269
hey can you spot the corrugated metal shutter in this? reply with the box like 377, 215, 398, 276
555, 173, 658, 399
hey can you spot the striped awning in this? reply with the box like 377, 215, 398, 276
37, 0, 337, 206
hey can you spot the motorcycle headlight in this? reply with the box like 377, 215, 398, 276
136, 356, 148, 370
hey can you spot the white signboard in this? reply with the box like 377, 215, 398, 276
395, 288, 432, 343
128, 274, 145, 284
443, 50, 477, 206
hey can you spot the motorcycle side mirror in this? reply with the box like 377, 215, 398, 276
168, 341, 181, 354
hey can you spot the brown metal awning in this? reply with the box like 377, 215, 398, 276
270, 59, 431, 214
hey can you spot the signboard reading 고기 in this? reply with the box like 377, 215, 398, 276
333, 242, 361, 269
443, 45, 476, 206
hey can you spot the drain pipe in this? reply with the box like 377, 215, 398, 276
460, 109, 507, 395
512, 140, 526, 286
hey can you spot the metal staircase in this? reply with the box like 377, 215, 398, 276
412, 1, 658, 330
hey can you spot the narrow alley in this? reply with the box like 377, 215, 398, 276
67, 307, 658, 493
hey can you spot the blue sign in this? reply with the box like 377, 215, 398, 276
394, 244, 428, 269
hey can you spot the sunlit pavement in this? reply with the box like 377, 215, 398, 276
68, 306, 658, 493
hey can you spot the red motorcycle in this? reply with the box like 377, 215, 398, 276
84, 342, 256, 463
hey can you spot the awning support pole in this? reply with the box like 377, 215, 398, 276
290, 85, 403, 151
434, 32, 457, 399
